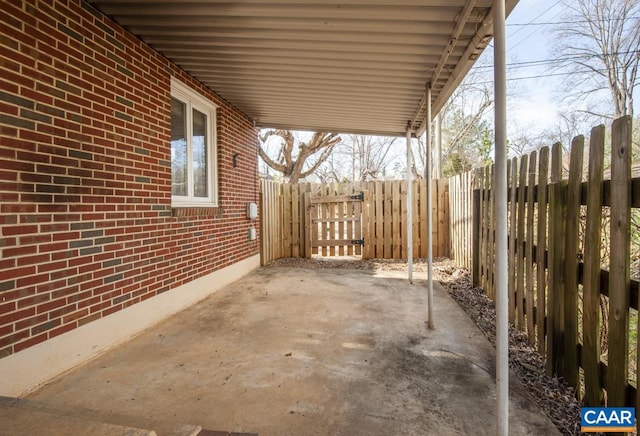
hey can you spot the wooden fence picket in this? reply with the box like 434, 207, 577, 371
490, 165, 497, 298
516, 156, 527, 331
401, 181, 408, 259
508, 158, 517, 323
548, 142, 566, 376
563, 135, 584, 389
536, 147, 549, 354
412, 180, 420, 258
526, 151, 537, 344
607, 116, 632, 407
392, 180, 401, 258
483, 166, 492, 294
582, 125, 605, 406
448, 171, 473, 269
424, 180, 432, 258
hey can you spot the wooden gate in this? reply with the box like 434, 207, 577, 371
260, 179, 450, 264
305, 191, 365, 258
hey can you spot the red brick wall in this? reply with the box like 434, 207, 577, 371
0, 0, 260, 357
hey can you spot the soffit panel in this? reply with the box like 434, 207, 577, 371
91, 0, 518, 136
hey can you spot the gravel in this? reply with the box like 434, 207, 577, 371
268, 256, 585, 435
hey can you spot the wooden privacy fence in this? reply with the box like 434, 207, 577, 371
260, 179, 449, 265
448, 170, 475, 271
469, 116, 637, 408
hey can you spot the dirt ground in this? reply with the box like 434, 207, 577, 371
24, 258, 560, 435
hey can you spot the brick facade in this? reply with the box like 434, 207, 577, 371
0, 0, 260, 357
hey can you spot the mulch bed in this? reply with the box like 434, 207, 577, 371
268, 256, 585, 435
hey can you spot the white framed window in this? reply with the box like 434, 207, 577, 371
170, 77, 218, 206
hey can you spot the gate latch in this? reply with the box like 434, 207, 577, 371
350, 239, 364, 246
350, 192, 364, 201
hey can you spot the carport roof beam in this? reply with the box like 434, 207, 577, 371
430, 0, 478, 91
410, 0, 479, 133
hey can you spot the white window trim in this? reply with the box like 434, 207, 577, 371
170, 77, 219, 207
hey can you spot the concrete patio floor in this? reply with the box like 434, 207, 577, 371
19, 266, 558, 435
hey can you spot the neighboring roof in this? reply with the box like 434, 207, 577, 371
90, 0, 518, 136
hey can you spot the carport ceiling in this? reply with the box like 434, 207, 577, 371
90, 0, 518, 136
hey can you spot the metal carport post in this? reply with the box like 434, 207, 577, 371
493, 0, 509, 434
424, 85, 434, 330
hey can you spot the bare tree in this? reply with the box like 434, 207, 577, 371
555, 0, 640, 118
314, 152, 344, 183
441, 85, 493, 159
410, 61, 495, 179
410, 107, 493, 179
259, 130, 341, 183
348, 135, 398, 181
313, 134, 400, 182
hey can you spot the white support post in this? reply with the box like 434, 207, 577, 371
406, 124, 413, 284
424, 85, 434, 329
493, 0, 509, 434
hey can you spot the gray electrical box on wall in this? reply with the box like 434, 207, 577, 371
247, 203, 258, 220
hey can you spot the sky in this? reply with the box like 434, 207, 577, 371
502, 0, 567, 132
498, 0, 637, 133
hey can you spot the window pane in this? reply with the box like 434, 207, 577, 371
170, 98, 187, 196
192, 108, 208, 198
